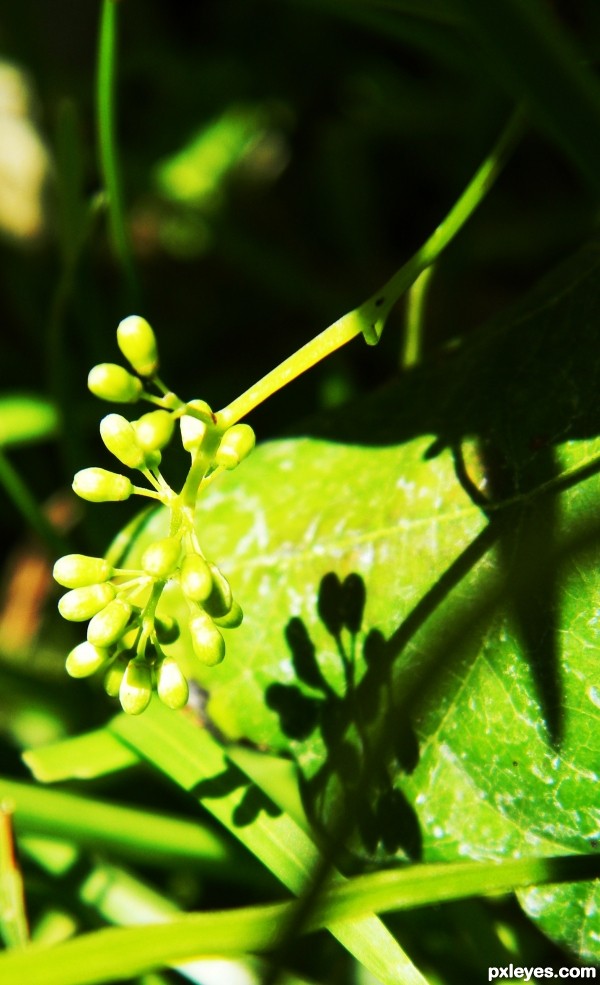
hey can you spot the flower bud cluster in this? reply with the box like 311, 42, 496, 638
56, 315, 255, 714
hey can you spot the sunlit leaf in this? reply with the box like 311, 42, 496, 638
123, 243, 600, 960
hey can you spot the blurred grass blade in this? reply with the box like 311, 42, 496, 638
54, 99, 90, 271
0, 395, 57, 448
96, 0, 136, 299
449, 0, 600, 195
0, 450, 64, 555
110, 702, 429, 985
0, 777, 238, 873
24, 713, 428, 982
0, 852, 597, 985
0, 802, 29, 948
23, 728, 139, 781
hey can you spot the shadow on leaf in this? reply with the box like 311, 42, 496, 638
266, 572, 422, 862
194, 763, 282, 827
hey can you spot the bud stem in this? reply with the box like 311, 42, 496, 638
216, 110, 523, 427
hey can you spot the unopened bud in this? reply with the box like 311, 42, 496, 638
54, 554, 113, 589
215, 423, 255, 469
58, 583, 116, 622
155, 615, 180, 644
100, 414, 146, 470
180, 553, 213, 602
119, 658, 152, 715
156, 657, 189, 709
87, 598, 133, 647
73, 467, 133, 502
104, 654, 130, 697
190, 611, 225, 666
66, 641, 112, 678
88, 364, 143, 403
141, 537, 181, 580
202, 562, 233, 618
134, 410, 174, 452
117, 315, 159, 377
180, 400, 213, 452
213, 600, 244, 629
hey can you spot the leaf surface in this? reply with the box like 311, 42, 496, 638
124, 244, 600, 959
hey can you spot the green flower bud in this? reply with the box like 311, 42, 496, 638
87, 598, 133, 647
202, 562, 233, 618
104, 654, 130, 697
134, 410, 174, 452
53, 554, 113, 589
213, 600, 244, 629
180, 400, 213, 452
215, 423, 256, 469
117, 315, 159, 377
66, 641, 112, 678
140, 537, 181, 579
156, 657, 189, 709
58, 583, 116, 622
155, 615, 180, 644
88, 363, 143, 403
190, 611, 225, 666
119, 658, 152, 715
73, 467, 133, 502
143, 450, 162, 470
100, 414, 146, 470
180, 553, 213, 602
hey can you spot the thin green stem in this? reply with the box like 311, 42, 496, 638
96, 0, 137, 300
368, 109, 525, 341
216, 309, 367, 428
217, 110, 524, 427
0, 451, 67, 557
402, 264, 435, 368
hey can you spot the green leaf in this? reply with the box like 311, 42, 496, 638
0, 777, 237, 873
23, 729, 138, 782
0, 395, 58, 448
122, 243, 600, 960
109, 703, 428, 985
0, 852, 596, 985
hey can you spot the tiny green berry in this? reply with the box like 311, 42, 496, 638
180, 399, 213, 452
156, 656, 189, 709
213, 600, 244, 629
100, 414, 147, 470
88, 363, 143, 403
134, 410, 174, 452
180, 553, 213, 602
72, 467, 133, 503
119, 658, 152, 715
58, 583, 116, 622
117, 315, 159, 377
140, 537, 181, 580
104, 654, 130, 697
87, 598, 133, 647
154, 615, 180, 644
53, 554, 114, 589
65, 641, 112, 678
202, 562, 233, 618
215, 423, 256, 469
190, 611, 225, 666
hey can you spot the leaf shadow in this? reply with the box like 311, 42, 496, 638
290, 246, 600, 750
194, 763, 282, 827
266, 572, 423, 863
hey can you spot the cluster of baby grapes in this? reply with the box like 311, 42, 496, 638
54, 316, 255, 715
